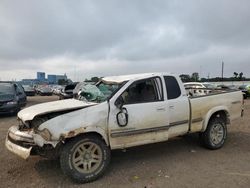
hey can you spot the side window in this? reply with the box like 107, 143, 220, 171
164, 76, 181, 100
122, 78, 162, 104
15, 84, 24, 95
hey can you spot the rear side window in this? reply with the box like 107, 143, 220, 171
164, 76, 181, 100
16, 84, 24, 94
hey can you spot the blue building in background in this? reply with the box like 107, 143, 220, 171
21, 72, 69, 85
56, 74, 67, 83
47, 75, 57, 84
47, 74, 67, 84
37, 72, 45, 81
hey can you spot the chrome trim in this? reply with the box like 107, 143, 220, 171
111, 120, 189, 138
191, 117, 203, 123
169, 120, 189, 127
111, 125, 169, 138
8, 125, 34, 143
231, 101, 241, 104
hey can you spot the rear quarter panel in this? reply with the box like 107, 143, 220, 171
190, 90, 243, 132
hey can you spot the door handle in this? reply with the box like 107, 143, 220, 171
157, 108, 166, 111
169, 105, 174, 109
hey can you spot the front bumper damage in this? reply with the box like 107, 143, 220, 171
5, 125, 59, 160
5, 125, 34, 159
5, 138, 32, 160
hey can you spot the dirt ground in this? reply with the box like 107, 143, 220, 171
0, 96, 249, 188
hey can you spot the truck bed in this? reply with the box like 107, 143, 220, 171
188, 90, 243, 133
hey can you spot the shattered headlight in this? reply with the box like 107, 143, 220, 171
18, 118, 30, 130
37, 128, 52, 141
31, 117, 48, 129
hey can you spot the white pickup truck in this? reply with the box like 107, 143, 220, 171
6, 73, 243, 183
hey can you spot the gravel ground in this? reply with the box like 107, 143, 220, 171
0, 96, 249, 188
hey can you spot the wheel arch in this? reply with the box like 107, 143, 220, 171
62, 126, 109, 147
202, 106, 230, 132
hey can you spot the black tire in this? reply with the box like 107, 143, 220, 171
60, 135, 111, 183
243, 94, 247, 99
200, 117, 227, 150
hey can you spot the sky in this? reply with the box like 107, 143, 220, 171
0, 0, 250, 81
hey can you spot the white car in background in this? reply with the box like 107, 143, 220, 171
184, 82, 208, 96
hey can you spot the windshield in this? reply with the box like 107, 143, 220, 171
23, 85, 33, 90
78, 82, 121, 103
0, 83, 14, 94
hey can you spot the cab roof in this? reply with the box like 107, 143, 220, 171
101, 72, 173, 84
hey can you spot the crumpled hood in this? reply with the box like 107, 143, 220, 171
38, 102, 109, 141
18, 99, 97, 122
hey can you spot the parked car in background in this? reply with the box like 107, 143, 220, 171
37, 86, 53, 96
52, 85, 65, 95
202, 82, 217, 89
217, 84, 238, 90
59, 82, 78, 99
239, 85, 250, 99
0, 82, 26, 114
184, 82, 208, 96
73, 82, 87, 98
22, 85, 36, 96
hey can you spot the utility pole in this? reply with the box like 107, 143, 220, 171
199, 65, 202, 80
221, 61, 224, 81
74, 66, 76, 82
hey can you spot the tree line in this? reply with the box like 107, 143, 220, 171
180, 72, 250, 83
70, 73, 250, 84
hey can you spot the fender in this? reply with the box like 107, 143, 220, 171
202, 105, 230, 132
60, 126, 109, 146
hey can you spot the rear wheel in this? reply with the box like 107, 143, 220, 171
200, 117, 227, 150
60, 135, 111, 183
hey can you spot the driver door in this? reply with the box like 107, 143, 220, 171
108, 77, 169, 149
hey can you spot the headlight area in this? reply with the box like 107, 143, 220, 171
31, 128, 61, 160
34, 128, 52, 144
9, 115, 66, 159
6, 101, 17, 105
19, 116, 59, 146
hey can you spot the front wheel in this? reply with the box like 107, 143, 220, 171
60, 135, 111, 183
200, 117, 227, 150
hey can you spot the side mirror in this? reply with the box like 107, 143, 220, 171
115, 96, 124, 109
116, 108, 128, 127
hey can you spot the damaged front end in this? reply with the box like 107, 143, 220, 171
5, 98, 108, 160
6, 117, 61, 160
6, 125, 33, 159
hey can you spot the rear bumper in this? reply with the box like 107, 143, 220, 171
5, 125, 34, 159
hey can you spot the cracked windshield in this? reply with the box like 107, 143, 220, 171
78, 82, 121, 102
